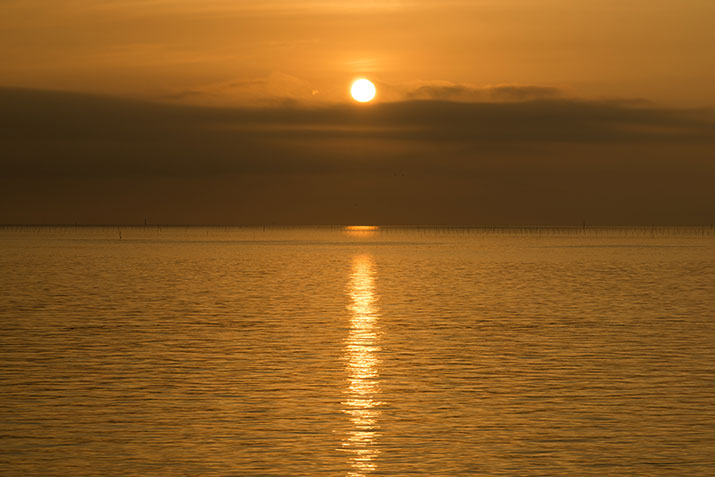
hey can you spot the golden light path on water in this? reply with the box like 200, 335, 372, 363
342, 254, 382, 476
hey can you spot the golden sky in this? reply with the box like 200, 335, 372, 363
1, 1, 714, 225
2, 0, 714, 106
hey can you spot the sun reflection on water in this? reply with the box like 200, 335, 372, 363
342, 254, 382, 476
344, 226, 379, 239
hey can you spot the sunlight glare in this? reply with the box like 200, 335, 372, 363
342, 254, 382, 476
351, 79, 376, 103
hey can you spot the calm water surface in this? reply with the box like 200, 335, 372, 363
1, 226, 714, 475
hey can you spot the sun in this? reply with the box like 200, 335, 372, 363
351, 79, 376, 103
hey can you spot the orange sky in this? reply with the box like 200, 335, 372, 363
1, 1, 714, 225
2, 0, 714, 106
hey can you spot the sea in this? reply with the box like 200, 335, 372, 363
1, 226, 714, 476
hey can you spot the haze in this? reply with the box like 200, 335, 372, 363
1, 0, 714, 225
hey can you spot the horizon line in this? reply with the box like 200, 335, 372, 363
1, 224, 713, 229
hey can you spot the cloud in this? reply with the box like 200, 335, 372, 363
1, 87, 713, 225
167, 77, 565, 106
2, 87, 714, 175
403, 82, 563, 102
163, 73, 318, 106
